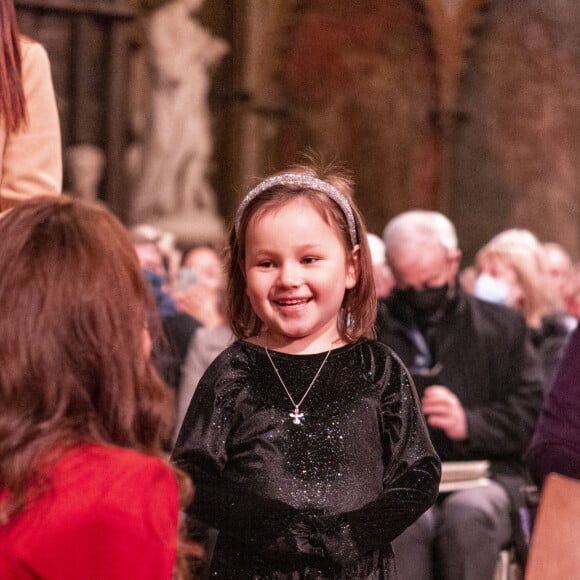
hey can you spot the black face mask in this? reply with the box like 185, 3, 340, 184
392, 283, 450, 324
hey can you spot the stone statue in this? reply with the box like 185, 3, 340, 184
131, 0, 229, 228
65, 144, 106, 202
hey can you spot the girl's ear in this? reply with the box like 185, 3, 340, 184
345, 245, 360, 289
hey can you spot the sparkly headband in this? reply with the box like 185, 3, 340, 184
235, 173, 358, 246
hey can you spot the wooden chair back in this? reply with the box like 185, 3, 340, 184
525, 473, 580, 579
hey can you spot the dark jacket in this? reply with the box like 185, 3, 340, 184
376, 290, 543, 480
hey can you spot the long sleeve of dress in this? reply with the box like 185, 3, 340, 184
173, 351, 300, 549
0, 39, 62, 212
296, 350, 440, 566
172, 340, 440, 574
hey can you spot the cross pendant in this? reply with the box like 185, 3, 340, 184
289, 408, 304, 425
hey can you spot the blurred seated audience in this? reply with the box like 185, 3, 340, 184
542, 242, 573, 311
367, 233, 394, 298
174, 245, 226, 328
459, 264, 477, 294
563, 262, 580, 319
130, 224, 200, 390
527, 325, 580, 486
0, 196, 200, 579
376, 211, 543, 580
474, 229, 571, 392
174, 245, 232, 436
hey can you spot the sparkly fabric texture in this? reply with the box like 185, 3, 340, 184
173, 339, 440, 579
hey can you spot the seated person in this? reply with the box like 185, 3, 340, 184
174, 244, 226, 328
367, 232, 394, 298
542, 241, 573, 312
0, 196, 200, 579
174, 250, 232, 436
563, 262, 580, 320
130, 224, 201, 390
376, 210, 543, 580
474, 229, 572, 392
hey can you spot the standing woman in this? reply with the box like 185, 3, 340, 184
0, 0, 62, 212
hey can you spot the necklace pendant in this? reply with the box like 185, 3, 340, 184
289, 408, 304, 425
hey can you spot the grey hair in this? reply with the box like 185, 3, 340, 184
382, 210, 458, 256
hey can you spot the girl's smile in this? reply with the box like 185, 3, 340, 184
244, 197, 358, 354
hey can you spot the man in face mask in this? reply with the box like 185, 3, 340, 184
375, 210, 543, 580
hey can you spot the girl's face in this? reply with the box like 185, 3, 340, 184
244, 198, 358, 353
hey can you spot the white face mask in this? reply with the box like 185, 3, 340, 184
473, 274, 509, 305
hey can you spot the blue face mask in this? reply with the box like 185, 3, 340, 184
473, 274, 509, 305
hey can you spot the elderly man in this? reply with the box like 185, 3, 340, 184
376, 210, 543, 580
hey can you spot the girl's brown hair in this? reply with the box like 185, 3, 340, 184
226, 161, 376, 342
0, 196, 200, 578
0, 0, 27, 132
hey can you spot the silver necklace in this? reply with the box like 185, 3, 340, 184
265, 347, 332, 425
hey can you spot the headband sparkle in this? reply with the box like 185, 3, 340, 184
235, 173, 358, 246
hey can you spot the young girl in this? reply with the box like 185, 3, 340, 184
173, 164, 441, 578
0, 197, 199, 579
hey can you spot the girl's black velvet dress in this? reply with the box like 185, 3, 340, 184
173, 339, 440, 579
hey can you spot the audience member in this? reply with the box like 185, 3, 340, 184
542, 241, 573, 311
367, 232, 394, 298
459, 264, 477, 294
563, 262, 580, 319
175, 245, 226, 328
527, 325, 580, 485
130, 224, 201, 390
0, 196, 200, 579
175, 245, 232, 438
475, 229, 572, 391
0, 0, 62, 212
376, 210, 543, 580
173, 164, 440, 578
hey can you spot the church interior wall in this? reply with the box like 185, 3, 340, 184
15, 0, 580, 263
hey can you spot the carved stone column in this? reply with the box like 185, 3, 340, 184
16, 0, 136, 219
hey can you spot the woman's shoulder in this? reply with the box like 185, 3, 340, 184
31, 445, 177, 538
79, 444, 172, 474
1, 445, 179, 578
17, 36, 55, 100
52, 445, 177, 504
18, 36, 50, 67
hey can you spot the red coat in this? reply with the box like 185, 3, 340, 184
0, 445, 179, 579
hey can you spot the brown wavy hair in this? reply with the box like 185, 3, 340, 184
227, 160, 376, 342
0, 0, 27, 132
0, 196, 201, 578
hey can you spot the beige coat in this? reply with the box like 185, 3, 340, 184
0, 37, 62, 213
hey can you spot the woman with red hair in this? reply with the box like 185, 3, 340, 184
0, 0, 62, 212
0, 197, 202, 578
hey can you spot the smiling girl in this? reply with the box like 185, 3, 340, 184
172, 162, 440, 579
